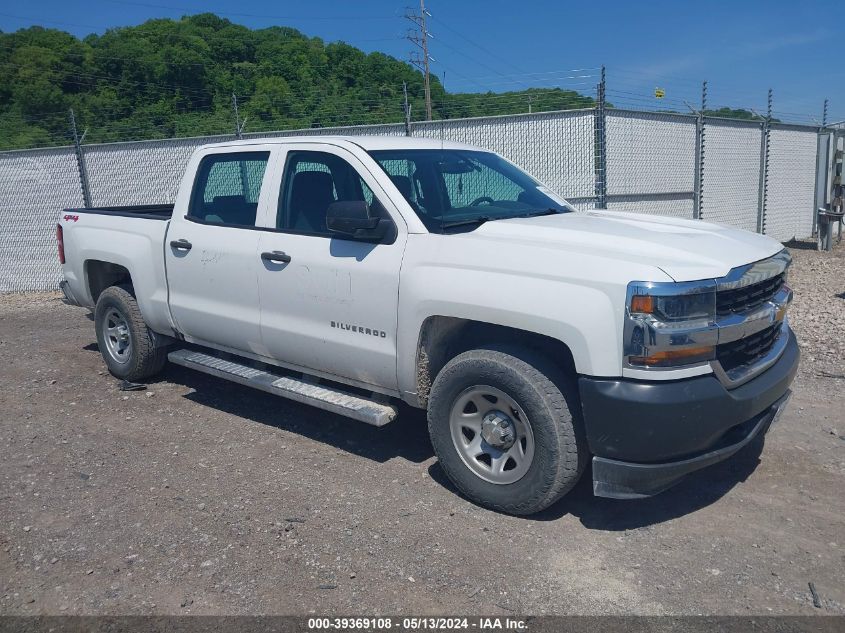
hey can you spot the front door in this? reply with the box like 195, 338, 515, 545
166, 148, 275, 353
256, 146, 407, 391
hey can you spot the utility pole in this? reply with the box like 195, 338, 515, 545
69, 108, 92, 208
406, 0, 433, 120
822, 98, 829, 128
402, 81, 412, 136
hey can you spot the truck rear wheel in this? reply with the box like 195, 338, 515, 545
94, 285, 167, 381
427, 345, 586, 515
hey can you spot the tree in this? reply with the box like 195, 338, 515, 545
0, 14, 598, 150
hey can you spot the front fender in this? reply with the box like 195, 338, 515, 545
395, 234, 673, 400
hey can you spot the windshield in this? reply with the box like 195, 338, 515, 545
367, 149, 573, 232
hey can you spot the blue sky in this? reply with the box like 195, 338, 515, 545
1, 0, 840, 123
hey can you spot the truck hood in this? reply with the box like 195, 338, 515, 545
475, 210, 783, 281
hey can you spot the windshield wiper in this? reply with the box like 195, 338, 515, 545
440, 216, 491, 230
517, 208, 562, 218
439, 208, 561, 232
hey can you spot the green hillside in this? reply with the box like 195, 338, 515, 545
0, 13, 595, 150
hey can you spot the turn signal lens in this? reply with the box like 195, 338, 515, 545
630, 295, 655, 314
629, 345, 716, 367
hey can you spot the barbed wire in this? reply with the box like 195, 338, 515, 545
0, 54, 834, 152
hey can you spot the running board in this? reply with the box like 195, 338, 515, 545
167, 349, 397, 426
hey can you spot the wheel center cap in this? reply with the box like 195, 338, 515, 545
480, 410, 516, 450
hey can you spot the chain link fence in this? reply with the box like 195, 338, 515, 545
0, 148, 84, 292
699, 118, 763, 233
0, 107, 829, 292
606, 111, 697, 218
765, 124, 819, 241
413, 109, 597, 209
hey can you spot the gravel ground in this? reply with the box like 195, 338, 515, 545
0, 241, 843, 616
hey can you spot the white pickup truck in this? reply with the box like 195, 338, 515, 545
58, 136, 798, 514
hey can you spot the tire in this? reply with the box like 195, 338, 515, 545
94, 284, 168, 381
427, 345, 586, 515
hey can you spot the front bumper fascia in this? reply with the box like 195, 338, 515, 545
591, 391, 791, 499
580, 328, 799, 499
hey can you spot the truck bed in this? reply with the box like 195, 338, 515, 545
66, 204, 174, 220
59, 203, 174, 333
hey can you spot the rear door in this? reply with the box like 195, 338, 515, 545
166, 147, 277, 352
255, 144, 407, 391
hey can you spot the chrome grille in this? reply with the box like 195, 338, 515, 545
716, 323, 782, 372
716, 273, 785, 316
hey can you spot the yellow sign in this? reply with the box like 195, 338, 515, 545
654, 88, 665, 99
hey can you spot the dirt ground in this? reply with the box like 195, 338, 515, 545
1, 241, 843, 616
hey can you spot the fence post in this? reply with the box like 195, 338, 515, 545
69, 108, 92, 208
812, 99, 830, 237
232, 93, 246, 139
403, 81, 412, 137
756, 89, 772, 234
594, 65, 607, 209
693, 80, 707, 220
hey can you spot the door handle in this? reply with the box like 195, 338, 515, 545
170, 239, 192, 251
261, 250, 292, 264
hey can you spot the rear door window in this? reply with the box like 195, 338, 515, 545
188, 152, 270, 226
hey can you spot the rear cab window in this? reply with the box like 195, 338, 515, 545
188, 152, 270, 227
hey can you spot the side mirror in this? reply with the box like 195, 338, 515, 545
326, 200, 386, 239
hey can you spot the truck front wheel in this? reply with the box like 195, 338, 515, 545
427, 345, 586, 515
94, 285, 167, 381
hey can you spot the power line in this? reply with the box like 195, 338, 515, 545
0, 13, 403, 46
447, 76, 596, 91
472, 67, 602, 79
100, 1, 398, 21
0, 61, 221, 100
426, 32, 532, 93
1, 62, 595, 120
427, 14, 530, 79
0, 40, 212, 71
428, 59, 494, 93
0, 56, 417, 106
0, 11, 114, 31
610, 67, 831, 117
2, 92, 601, 148
456, 70, 599, 83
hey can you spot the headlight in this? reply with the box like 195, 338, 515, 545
624, 281, 718, 369
630, 292, 715, 322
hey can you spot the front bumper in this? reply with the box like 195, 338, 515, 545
579, 327, 799, 499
